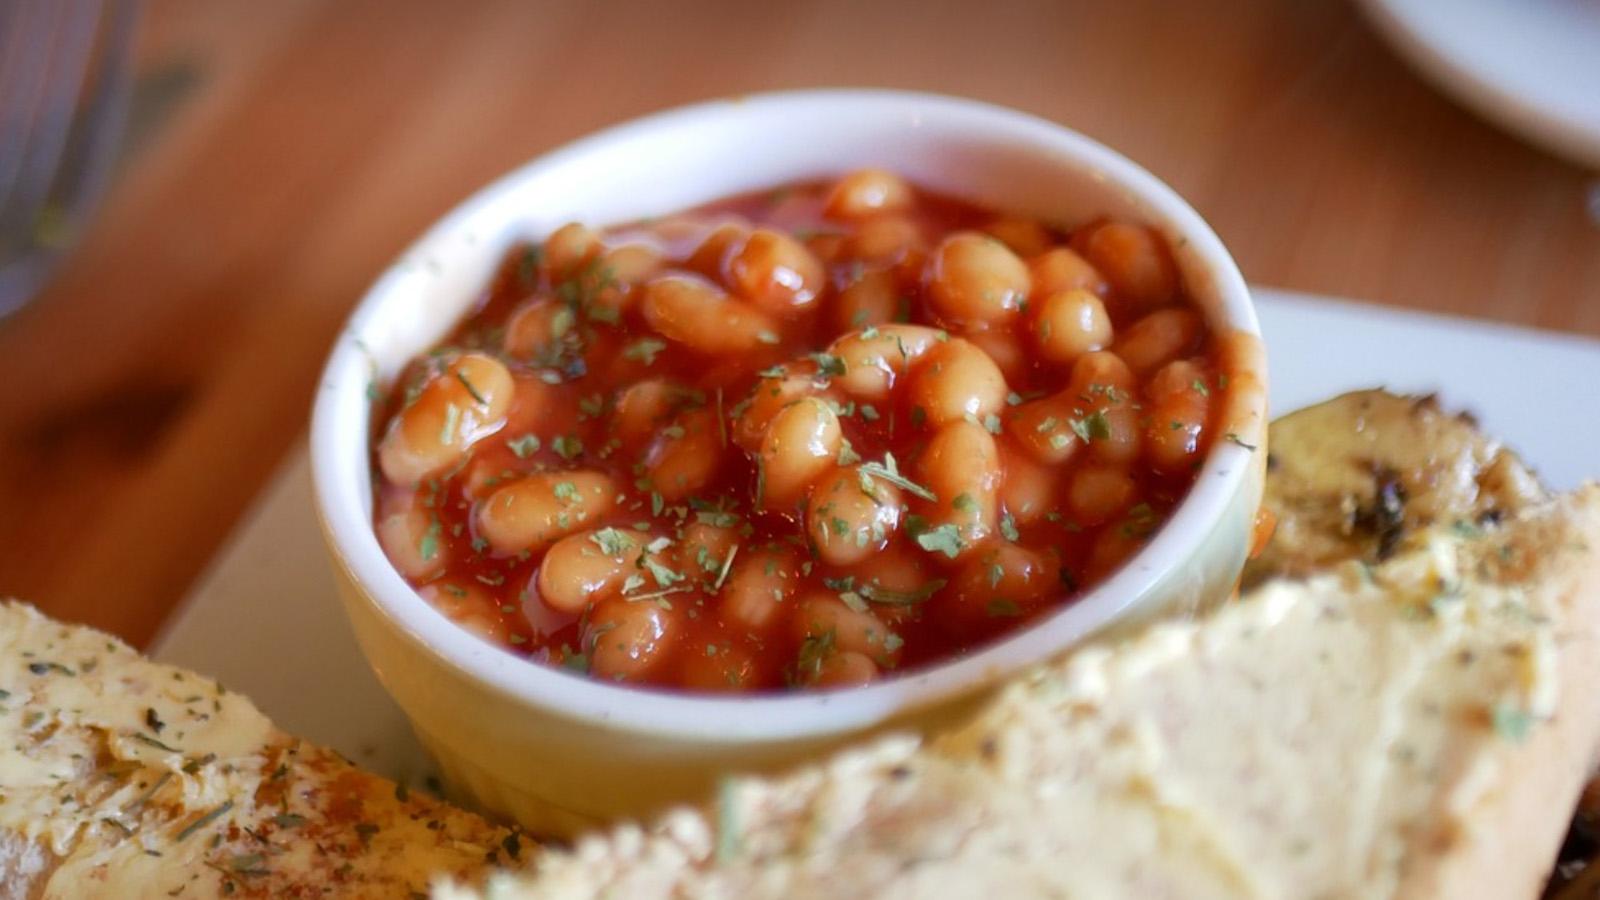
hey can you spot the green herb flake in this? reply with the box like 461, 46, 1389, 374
808, 352, 847, 378
507, 434, 541, 458
1069, 410, 1111, 443
1000, 513, 1020, 542
623, 338, 668, 365
418, 517, 442, 562
915, 524, 965, 559
175, 800, 235, 842
986, 599, 1022, 618
859, 453, 937, 502
552, 434, 584, 460
860, 578, 947, 606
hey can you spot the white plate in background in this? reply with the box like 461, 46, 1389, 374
151, 288, 1600, 782
1359, 0, 1600, 169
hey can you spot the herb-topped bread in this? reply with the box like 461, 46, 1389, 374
0, 601, 528, 899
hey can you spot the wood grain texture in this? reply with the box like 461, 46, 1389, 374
1, 0, 1595, 647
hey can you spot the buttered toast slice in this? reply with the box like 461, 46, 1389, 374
0, 602, 527, 899
449, 404, 1600, 899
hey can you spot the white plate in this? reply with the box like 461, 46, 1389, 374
1359, 0, 1600, 169
150, 288, 1600, 784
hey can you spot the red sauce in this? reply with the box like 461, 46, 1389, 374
370, 170, 1223, 692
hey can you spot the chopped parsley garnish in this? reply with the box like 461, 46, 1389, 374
858, 453, 937, 501
915, 524, 964, 559
858, 579, 947, 606
552, 434, 584, 460
986, 599, 1021, 618
418, 517, 442, 562
507, 433, 541, 457
622, 338, 668, 365
1069, 410, 1111, 442
590, 527, 636, 557
807, 352, 848, 378
1000, 513, 1020, 542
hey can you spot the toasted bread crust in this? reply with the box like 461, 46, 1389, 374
0, 601, 527, 899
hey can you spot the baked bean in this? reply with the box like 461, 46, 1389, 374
726, 228, 825, 314
734, 370, 832, 451
1114, 308, 1201, 375
679, 639, 760, 692
585, 596, 683, 682
825, 168, 913, 220
536, 527, 654, 614
1029, 247, 1108, 297
831, 267, 900, 333
907, 337, 1008, 427
543, 222, 602, 281
419, 582, 507, 645
835, 543, 933, 629
601, 242, 663, 284
791, 593, 901, 668
643, 274, 779, 355
813, 651, 879, 688
828, 324, 942, 401
613, 379, 680, 444
1031, 288, 1112, 365
476, 470, 617, 555
1004, 393, 1084, 466
376, 504, 447, 580
758, 397, 842, 509
503, 298, 576, 363
685, 220, 749, 278
846, 215, 922, 263
997, 439, 1060, 526
928, 232, 1030, 329
1067, 464, 1137, 526
587, 243, 663, 321
983, 217, 1053, 257
378, 353, 514, 486
719, 546, 802, 634
1067, 351, 1142, 466
679, 521, 738, 583
964, 329, 1028, 383
808, 464, 904, 566
918, 421, 1000, 555
1076, 220, 1178, 310
645, 408, 724, 501
1143, 359, 1212, 474
942, 543, 1055, 627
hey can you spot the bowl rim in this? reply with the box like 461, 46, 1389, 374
310, 88, 1264, 744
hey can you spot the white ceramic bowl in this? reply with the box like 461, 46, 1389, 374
311, 89, 1267, 836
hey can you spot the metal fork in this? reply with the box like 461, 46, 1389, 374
0, 0, 138, 320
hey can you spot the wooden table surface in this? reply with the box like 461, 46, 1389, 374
3, 0, 1597, 649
